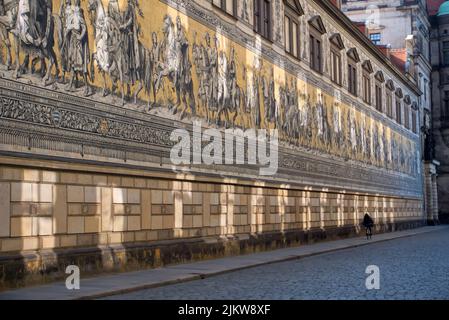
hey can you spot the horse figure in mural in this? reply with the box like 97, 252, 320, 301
88, 0, 153, 106
18, 0, 60, 84
0, 0, 60, 84
155, 15, 195, 117
0, 0, 18, 70
87, 0, 127, 105
217, 48, 243, 128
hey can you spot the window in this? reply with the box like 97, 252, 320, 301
254, 0, 271, 40
369, 33, 381, 45
424, 79, 428, 102
444, 91, 449, 120
310, 34, 322, 73
308, 16, 326, 74
443, 41, 449, 66
396, 99, 402, 125
212, 0, 237, 16
329, 34, 344, 86
386, 80, 395, 119
362, 73, 371, 104
386, 93, 393, 118
375, 83, 382, 111
348, 62, 357, 96
331, 49, 342, 85
347, 49, 359, 97
374, 71, 385, 112
284, 0, 303, 59
404, 104, 410, 129
284, 15, 299, 58
412, 110, 417, 134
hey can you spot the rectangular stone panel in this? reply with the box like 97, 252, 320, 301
141, 190, 152, 230
53, 185, 67, 234
101, 188, 113, 232
68, 216, 85, 234
11, 183, 32, 202
0, 184, 11, 236
85, 187, 101, 203
67, 186, 85, 203
11, 217, 32, 237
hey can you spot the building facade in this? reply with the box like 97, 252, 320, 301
430, 1, 449, 222
0, 0, 426, 289
342, 0, 440, 223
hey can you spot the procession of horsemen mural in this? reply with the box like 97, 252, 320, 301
0, 0, 418, 176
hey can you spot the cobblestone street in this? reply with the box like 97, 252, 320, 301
106, 229, 449, 300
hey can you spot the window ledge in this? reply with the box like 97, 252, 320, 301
211, 5, 238, 22
285, 51, 301, 62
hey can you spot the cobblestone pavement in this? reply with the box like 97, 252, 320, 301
106, 229, 449, 300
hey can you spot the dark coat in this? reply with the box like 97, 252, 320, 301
363, 214, 374, 228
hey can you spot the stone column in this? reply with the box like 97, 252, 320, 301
424, 161, 440, 225
432, 175, 440, 222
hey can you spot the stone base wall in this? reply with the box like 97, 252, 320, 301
0, 162, 425, 290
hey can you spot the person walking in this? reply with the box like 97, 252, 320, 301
363, 213, 374, 240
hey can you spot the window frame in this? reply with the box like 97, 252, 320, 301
284, 10, 300, 59
308, 16, 326, 75
444, 90, 449, 121
254, 0, 272, 41
369, 33, 381, 45
212, 0, 238, 18
412, 110, 417, 133
375, 82, 383, 112
330, 48, 342, 86
347, 49, 360, 97
329, 34, 344, 86
396, 98, 402, 125
374, 71, 385, 113
386, 92, 393, 119
361, 60, 373, 105
310, 32, 323, 74
404, 103, 411, 129
443, 41, 449, 66
348, 59, 358, 97
386, 80, 395, 119
395, 88, 404, 125
362, 72, 371, 105
411, 102, 418, 134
